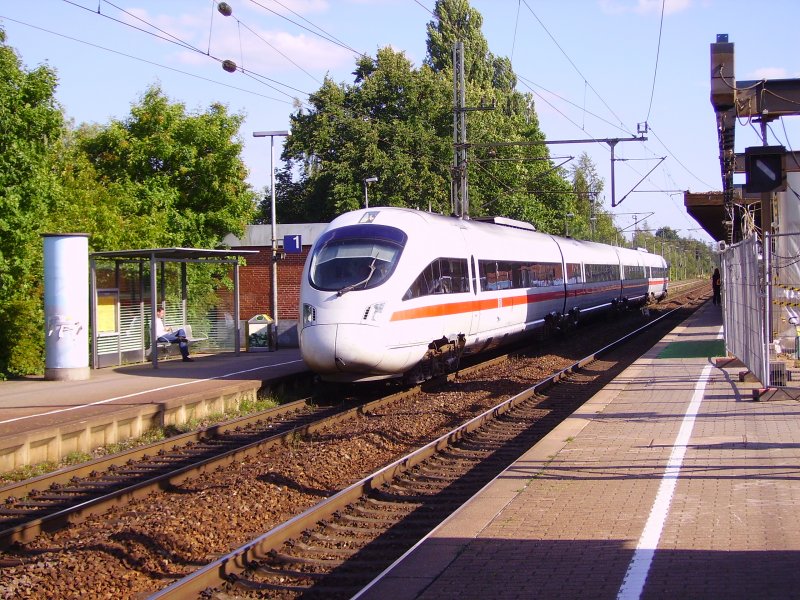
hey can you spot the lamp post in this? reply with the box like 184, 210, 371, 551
253, 130, 289, 349
564, 212, 574, 237
363, 176, 378, 208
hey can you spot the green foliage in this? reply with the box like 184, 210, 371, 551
76, 86, 256, 248
0, 292, 45, 378
281, 54, 453, 222
0, 28, 63, 378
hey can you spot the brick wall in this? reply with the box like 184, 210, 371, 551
238, 246, 309, 321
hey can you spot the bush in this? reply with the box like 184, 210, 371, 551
0, 293, 45, 379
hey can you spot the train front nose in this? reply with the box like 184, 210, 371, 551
300, 324, 383, 375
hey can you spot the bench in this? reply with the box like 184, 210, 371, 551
151, 324, 208, 357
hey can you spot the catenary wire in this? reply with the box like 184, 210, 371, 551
60, 0, 313, 99
519, 0, 636, 138
247, 0, 363, 56
644, 0, 665, 123
0, 14, 299, 106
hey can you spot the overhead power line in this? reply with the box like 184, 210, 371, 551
519, 0, 635, 137
60, 0, 313, 100
248, 0, 363, 56
645, 0, 666, 123
0, 15, 299, 106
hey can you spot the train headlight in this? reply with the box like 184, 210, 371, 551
302, 303, 316, 327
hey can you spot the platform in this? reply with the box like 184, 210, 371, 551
360, 303, 800, 599
0, 349, 308, 471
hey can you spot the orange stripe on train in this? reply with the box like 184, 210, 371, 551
391, 290, 569, 322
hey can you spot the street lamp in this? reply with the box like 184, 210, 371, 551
564, 212, 574, 237
253, 130, 289, 349
363, 176, 378, 208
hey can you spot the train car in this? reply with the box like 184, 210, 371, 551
643, 251, 669, 301
299, 207, 668, 383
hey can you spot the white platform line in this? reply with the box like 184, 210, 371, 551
616, 361, 715, 600
0, 360, 305, 425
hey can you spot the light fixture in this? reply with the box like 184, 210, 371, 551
364, 176, 378, 208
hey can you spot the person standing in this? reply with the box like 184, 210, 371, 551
712, 268, 722, 306
155, 307, 193, 361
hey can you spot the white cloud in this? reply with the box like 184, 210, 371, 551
750, 67, 788, 80
122, 5, 354, 85
599, 0, 692, 16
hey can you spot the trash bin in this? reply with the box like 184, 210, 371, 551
247, 314, 275, 352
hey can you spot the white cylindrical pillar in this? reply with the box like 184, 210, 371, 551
43, 233, 90, 381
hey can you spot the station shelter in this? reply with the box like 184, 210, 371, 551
89, 248, 257, 369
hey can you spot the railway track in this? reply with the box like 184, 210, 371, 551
0, 402, 339, 550
0, 282, 709, 597
152, 285, 709, 599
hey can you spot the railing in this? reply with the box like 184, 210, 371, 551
722, 231, 800, 387
722, 234, 768, 385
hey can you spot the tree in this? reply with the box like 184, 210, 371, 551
76, 86, 255, 248
0, 28, 64, 378
282, 49, 453, 222
655, 226, 680, 241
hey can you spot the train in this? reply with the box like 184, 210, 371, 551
299, 207, 668, 384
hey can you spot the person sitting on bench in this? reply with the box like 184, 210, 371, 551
155, 307, 193, 362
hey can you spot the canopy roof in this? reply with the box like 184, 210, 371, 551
90, 247, 258, 261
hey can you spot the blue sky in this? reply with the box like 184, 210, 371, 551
3, 0, 800, 244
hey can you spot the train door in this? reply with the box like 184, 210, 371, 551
469, 255, 480, 335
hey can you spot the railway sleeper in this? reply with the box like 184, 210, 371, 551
105, 468, 167, 476
252, 563, 327, 580
227, 575, 311, 593
306, 530, 404, 551
7, 500, 64, 509
336, 512, 403, 526
351, 504, 415, 519
369, 488, 445, 504
293, 541, 358, 557
0, 507, 44, 516
364, 496, 421, 511
387, 480, 448, 494
421, 466, 477, 479
39, 482, 122, 494
320, 521, 387, 538
407, 470, 460, 483
268, 550, 344, 568
307, 530, 367, 544
436, 446, 490, 458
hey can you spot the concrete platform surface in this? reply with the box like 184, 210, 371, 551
359, 303, 800, 599
0, 349, 307, 470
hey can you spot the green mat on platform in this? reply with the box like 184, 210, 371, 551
657, 339, 726, 358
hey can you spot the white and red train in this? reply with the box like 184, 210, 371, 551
299, 207, 668, 383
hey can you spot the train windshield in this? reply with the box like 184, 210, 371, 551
309, 224, 407, 293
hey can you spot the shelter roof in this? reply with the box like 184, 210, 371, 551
89, 247, 258, 261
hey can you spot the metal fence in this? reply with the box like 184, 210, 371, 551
722, 234, 768, 384
722, 232, 800, 387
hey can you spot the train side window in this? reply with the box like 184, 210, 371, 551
566, 263, 582, 284
585, 263, 618, 283
403, 258, 469, 300
623, 265, 645, 279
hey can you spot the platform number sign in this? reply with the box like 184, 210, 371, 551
284, 234, 302, 254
